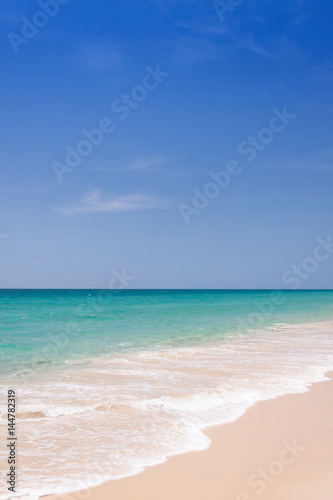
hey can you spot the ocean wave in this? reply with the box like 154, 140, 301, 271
0, 319, 332, 500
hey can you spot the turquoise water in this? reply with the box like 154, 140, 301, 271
1, 290, 333, 499
1, 289, 333, 379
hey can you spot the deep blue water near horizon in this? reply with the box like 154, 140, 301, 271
1, 289, 333, 380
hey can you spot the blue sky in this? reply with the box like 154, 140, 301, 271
0, 0, 332, 288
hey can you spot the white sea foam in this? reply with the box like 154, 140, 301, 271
0, 320, 332, 500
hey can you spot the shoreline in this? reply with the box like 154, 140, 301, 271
46, 370, 333, 500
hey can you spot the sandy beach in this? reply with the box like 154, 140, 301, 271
47, 371, 333, 500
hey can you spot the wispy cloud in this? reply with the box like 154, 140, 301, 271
144, 0, 204, 14
234, 35, 274, 58
173, 35, 220, 66
289, 0, 318, 26
311, 62, 333, 85
174, 18, 228, 37
70, 41, 123, 73
82, 156, 169, 172
53, 190, 163, 216
127, 156, 168, 171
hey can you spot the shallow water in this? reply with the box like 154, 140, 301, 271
0, 290, 333, 499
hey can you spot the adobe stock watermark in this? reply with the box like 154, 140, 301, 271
178, 106, 296, 225
76, 268, 135, 318
214, 0, 245, 22
235, 439, 305, 499
235, 235, 333, 333
52, 65, 169, 182
282, 236, 333, 289
14, 267, 135, 380
7, 0, 72, 54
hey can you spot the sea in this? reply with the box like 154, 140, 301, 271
0, 289, 333, 499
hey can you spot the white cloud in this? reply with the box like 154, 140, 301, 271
174, 19, 228, 37
312, 62, 333, 85
82, 156, 169, 172
235, 36, 274, 58
53, 190, 163, 216
127, 156, 168, 171
173, 36, 220, 66
144, 0, 203, 14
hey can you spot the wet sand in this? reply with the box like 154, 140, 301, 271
46, 371, 333, 500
